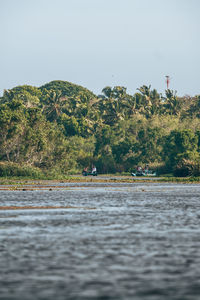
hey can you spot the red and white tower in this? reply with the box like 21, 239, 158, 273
165, 75, 170, 89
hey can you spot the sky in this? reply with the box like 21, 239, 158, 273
0, 0, 200, 96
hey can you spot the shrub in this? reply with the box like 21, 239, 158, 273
0, 162, 44, 178
173, 159, 200, 177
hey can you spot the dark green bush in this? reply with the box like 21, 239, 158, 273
173, 159, 200, 177
0, 163, 44, 178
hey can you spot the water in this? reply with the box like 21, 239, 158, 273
0, 182, 200, 300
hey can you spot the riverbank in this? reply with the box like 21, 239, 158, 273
0, 175, 200, 189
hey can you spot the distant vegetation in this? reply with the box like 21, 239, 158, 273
0, 80, 200, 177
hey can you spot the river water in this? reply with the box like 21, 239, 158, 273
0, 182, 200, 300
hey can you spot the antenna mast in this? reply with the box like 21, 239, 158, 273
165, 75, 170, 89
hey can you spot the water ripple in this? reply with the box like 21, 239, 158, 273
0, 183, 200, 299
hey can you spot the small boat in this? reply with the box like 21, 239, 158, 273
82, 170, 98, 176
131, 170, 156, 177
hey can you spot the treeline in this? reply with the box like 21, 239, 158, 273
0, 80, 200, 177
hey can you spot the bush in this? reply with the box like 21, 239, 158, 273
173, 159, 200, 177
0, 162, 44, 178
95, 155, 117, 174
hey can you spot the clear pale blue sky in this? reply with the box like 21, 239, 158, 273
0, 0, 199, 96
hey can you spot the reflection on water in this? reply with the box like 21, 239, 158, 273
0, 182, 200, 300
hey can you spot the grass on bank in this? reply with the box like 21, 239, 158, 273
1, 175, 200, 185
0, 162, 200, 184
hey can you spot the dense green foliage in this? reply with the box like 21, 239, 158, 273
0, 80, 200, 177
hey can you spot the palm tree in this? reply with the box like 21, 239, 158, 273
44, 90, 65, 122
102, 86, 112, 98
137, 85, 151, 99
164, 90, 180, 115
150, 89, 162, 115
